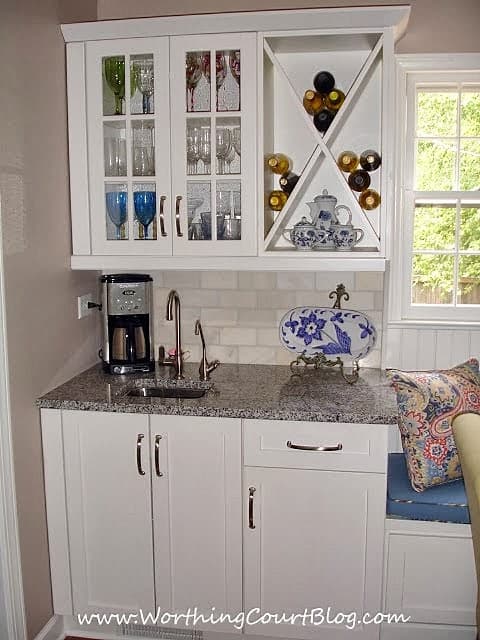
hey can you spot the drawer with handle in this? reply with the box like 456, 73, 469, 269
243, 419, 388, 473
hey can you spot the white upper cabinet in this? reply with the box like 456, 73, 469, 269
63, 6, 410, 270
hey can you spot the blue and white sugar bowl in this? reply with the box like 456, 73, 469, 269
283, 217, 318, 251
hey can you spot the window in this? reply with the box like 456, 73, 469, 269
394, 56, 480, 323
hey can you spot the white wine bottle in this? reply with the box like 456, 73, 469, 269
359, 189, 381, 210
324, 89, 345, 111
268, 190, 288, 211
337, 151, 359, 173
303, 90, 324, 115
266, 153, 290, 175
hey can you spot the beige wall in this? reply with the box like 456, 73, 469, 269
97, 0, 480, 54
0, 0, 97, 637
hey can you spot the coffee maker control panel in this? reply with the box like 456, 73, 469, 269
107, 282, 150, 316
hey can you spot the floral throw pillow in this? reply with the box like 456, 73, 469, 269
387, 359, 480, 492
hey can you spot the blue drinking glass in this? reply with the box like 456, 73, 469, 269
105, 191, 128, 240
133, 191, 156, 239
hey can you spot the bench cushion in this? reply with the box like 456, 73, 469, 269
387, 453, 470, 524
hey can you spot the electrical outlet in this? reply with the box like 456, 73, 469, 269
77, 293, 95, 319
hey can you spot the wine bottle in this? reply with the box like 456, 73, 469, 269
267, 153, 290, 175
303, 90, 324, 115
337, 151, 359, 173
268, 190, 288, 211
359, 189, 381, 210
313, 70, 335, 94
348, 169, 371, 192
324, 89, 345, 111
359, 149, 382, 172
313, 109, 335, 133
279, 172, 300, 195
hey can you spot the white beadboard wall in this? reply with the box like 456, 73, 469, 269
383, 324, 480, 370
151, 270, 384, 367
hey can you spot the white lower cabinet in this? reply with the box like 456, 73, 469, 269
243, 419, 388, 640
42, 409, 242, 631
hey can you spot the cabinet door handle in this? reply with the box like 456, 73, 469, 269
159, 195, 167, 237
286, 440, 343, 452
248, 487, 256, 529
154, 434, 163, 477
136, 434, 146, 476
175, 195, 183, 237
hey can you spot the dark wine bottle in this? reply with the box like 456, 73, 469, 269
359, 149, 382, 172
348, 169, 371, 192
313, 108, 335, 133
359, 189, 381, 210
279, 172, 300, 195
303, 90, 324, 115
324, 89, 345, 111
313, 70, 335, 94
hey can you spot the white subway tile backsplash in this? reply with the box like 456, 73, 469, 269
152, 271, 384, 367
217, 290, 257, 308
238, 271, 276, 290
238, 309, 277, 326
238, 346, 277, 365
175, 289, 219, 308
277, 272, 315, 290
355, 271, 384, 291
220, 327, 257, 346
201, 271, 238, 289
257, 290, 297, 310
200, 308, 238, 326
162, 271, 200, 289
315, 272, 355, 291
256, 327, 280, 346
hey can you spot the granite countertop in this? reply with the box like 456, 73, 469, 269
37, 362, 399, 425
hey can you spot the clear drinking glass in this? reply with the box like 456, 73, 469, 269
216, 127, 231, 174
132, 121, 155, 176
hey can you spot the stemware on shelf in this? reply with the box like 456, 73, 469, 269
199, 127, 211, 174
104, 57, 125, 116
188, 197, 205, 240
215, 52, 227, 111
232, 127, 241, 156
216, 128, 231, 174
134, 59, 155, 114
224, 144, 236, 174
105, 186, 128, 240
104, 136, 127, 177
133, 187, 156, 239
186, 127, 201, 175
186, 53, 203, 112
132, 122, 155, 176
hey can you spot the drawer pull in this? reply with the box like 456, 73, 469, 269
159, 195, 167, 237
286, 440, 343, 452
248, 487, 256, 529
154, 434, 163, 477
136, 434, 146, 476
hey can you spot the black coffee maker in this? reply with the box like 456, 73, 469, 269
100, 274, 155, 374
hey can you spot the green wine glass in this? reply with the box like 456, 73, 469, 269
104, 57, 125, 116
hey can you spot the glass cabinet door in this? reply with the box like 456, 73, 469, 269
86, 38, 172, 255
170, 33, 257, 256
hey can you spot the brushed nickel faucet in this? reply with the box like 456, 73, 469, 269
195, 319, 220, 381
166, 290, 184, 379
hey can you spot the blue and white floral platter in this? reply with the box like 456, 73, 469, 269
279, 306, 377, 361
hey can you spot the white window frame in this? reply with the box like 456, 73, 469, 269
389, 54, 480, 327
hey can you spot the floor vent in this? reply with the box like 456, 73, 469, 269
119, 624, 203, 640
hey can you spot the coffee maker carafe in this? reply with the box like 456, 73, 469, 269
100, 274, 155, 374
